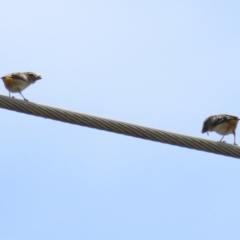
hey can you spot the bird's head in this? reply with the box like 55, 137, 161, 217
201, 117, 212, 134
27, 72, 42, 81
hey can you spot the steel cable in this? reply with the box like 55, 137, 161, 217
0, 95, 239, 159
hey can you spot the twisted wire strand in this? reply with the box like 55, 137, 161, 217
0, 95, 239, 159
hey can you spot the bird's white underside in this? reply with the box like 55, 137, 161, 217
213, 122, 235, 135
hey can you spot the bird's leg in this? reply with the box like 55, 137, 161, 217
233, 130, 237, 145
220, 127, 230, 143
220, 135, 225, 142
19, 91, 28, 101
9, 91, 15, 98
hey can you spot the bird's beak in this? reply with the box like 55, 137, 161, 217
36, 75, 42, 80
201, 126, 208, 134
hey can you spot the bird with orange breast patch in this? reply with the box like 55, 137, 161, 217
201, 114, 240, 145
1, 72, 41, 101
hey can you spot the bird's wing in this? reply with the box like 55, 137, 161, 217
9, 72, 28, 82
211, 115, 238, 127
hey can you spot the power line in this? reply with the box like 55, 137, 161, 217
0, 95, 239, 159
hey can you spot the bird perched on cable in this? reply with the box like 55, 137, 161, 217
201, 114, 240, 145
1, 72, 41, 101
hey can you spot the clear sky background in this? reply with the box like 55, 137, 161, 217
1, 1, 240, 239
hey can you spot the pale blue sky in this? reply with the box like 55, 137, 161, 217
1, 1, 240, 239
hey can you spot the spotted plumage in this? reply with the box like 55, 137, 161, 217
201, 114, 240, 145
1, 72, 41, 101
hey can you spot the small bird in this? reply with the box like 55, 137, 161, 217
1, 72, 41, 101
201, 114, 240, 145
